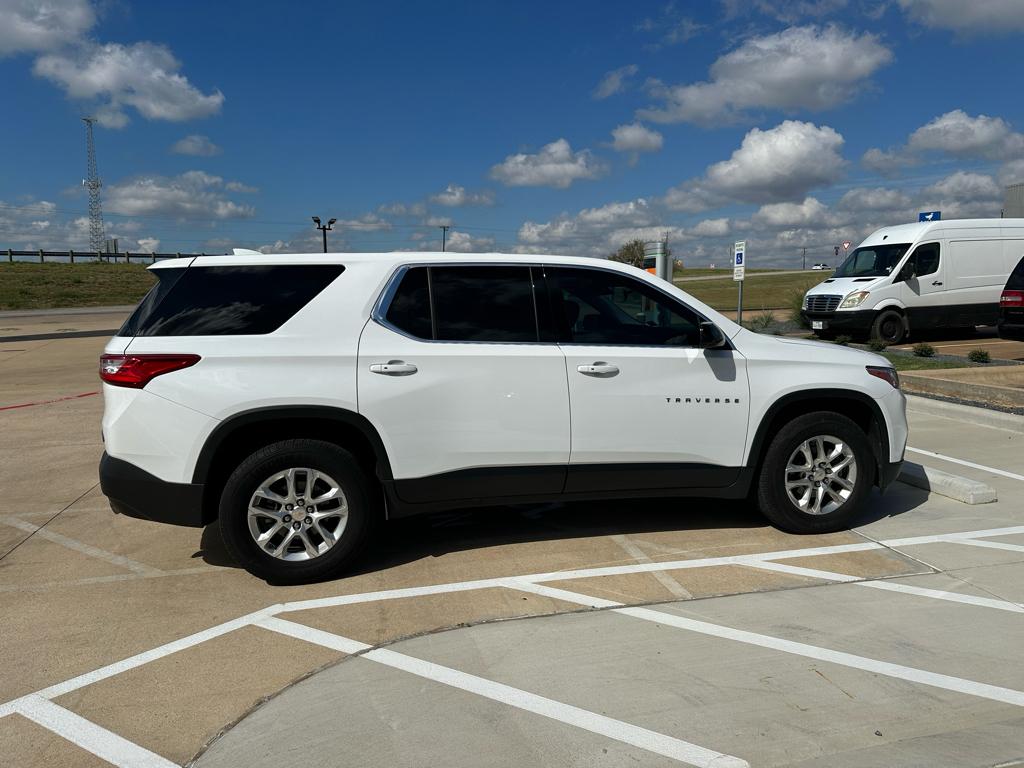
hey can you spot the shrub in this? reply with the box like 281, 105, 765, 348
868, 339, 887, 352
751, 308, 775, 331
789, 290, 810, 329
913, 343, 935, 357
834, 335, 851, 346
968, 348, 991, 363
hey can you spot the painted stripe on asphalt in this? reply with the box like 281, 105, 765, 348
743, 561, 1024, 613
953, 538, 1024, 554
15, 694, 177, 768
508, 582, 1024, 707
0, 517, 163, 576
906, 446, 1024, 483
35, 608, 281, 700
0, 391, 99, 412
881, 525, 1024, 547
257, 617, 748, 768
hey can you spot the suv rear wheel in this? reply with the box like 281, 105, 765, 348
756, 412, 873, 534
219, 439, 373, 583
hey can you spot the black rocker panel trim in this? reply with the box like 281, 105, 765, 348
564, 463, 739, 493
395, 465, 566, 504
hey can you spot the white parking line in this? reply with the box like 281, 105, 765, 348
906, 446, 1024, 483
15, 694, 177, 768
610, 535, 694, 599
507, 582, 1024, 707
954, 538, 1024, 554
257, 617, 748, 768
5, 523, 1024, 765
0, 517, 163, 576
744, 561, 1024, 613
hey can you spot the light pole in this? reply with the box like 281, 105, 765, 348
312, 216, 336, 253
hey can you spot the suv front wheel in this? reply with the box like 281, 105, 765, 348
219, 439, 373, 583
756, 412, 873, 534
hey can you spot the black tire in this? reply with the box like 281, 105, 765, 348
218, 439, 375, 584
870, 309, 906, 344
756, 411, 874, 534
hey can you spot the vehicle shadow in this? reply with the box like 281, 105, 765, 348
195, 482, 929, 580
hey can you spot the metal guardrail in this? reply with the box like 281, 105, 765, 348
3, 249, 212, 264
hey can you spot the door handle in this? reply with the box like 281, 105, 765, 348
577, 362, 619, 378
932, 281, 943, 286
369, 360, 418, 376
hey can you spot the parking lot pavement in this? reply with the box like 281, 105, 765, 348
3, 333, 1024, 767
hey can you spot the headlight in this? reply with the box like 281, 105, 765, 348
802, 294, 809, 310
840, 290, 870, 309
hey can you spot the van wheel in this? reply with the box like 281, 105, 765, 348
756, 412, 874, 534
218, 439, 374, 584
870, 310, 906, 344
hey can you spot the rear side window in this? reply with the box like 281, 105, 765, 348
119, 265, 344, 336
1006, 256, 1024, 290
381, 265, 539, 342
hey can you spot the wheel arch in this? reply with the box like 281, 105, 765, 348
746, 389, 889, 486
193, 406, 393, 523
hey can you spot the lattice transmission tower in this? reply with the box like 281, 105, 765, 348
81, 117, 106, 253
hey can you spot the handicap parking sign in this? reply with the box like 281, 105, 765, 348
735, 251, 744, 266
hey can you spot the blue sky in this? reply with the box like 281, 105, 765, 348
2, 0, 1024, 265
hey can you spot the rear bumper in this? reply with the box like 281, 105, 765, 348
802, 309, 875, 334
99, 452, 206, 527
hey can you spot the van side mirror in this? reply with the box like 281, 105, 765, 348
897, 263, 916, 283
699, 321, 727, 349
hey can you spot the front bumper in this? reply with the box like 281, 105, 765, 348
99, 452, 206, 527
802, 309, 875, 334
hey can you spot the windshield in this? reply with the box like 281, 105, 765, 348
833, 243, 911, 278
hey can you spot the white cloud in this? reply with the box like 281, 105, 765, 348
438, 230, 495, 253
907, 110, 1024, 159
752, 197, 830, 228
863, 110, 1024, 174
379, 201, 426, 217
702, 120, 846, 203
593, 64, 638, 99
690, 217, 731, 237
225, 180, 258, 193
425, 215, 453, 227
837, 187, 913, 211
723, 0, 850, 23
898, 0, 1024, 35
0, 198, 160, 252
136, 237, 160, 252
577, 199, 655, 227
999, 159, 1024, 187
638, 25, 892, 124
171, 134, 222, 156
923, 171, 1001, 202
34, 41, 224, 126
105, 170, 255, 219
611, 123, 664, 154
0, 0, 94, 57
429, 183, 494, 207
334, 213, 391, 232
490, 138, 607, 188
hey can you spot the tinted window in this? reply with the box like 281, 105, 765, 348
385, 267, 433, 339
908, 242, 940, 278
430, 266, 538, 342
546, 267, 701, 346
1008, 256, 1024, 290
119, 267, 185, 336
120, 265, 343, 336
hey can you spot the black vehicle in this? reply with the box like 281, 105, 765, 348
998, 255, 1024, 339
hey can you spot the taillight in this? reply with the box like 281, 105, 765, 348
866, 365, 899, 390
99, 354, 200, 388
1000, 290, 1024, 307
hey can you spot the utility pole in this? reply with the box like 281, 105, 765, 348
81, 117, 106, 255
439, 224, 450, 252
802, 247, 806, 270
312, 216, 336, 253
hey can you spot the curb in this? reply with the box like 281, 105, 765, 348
906, 394, 1024, 432
0, 305, 136, 319
897, 461, 997, 505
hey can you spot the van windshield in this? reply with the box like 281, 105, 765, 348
833, 244, 911, 278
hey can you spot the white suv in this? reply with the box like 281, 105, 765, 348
99, 253, 907, 583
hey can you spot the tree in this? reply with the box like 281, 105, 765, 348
608, 239, 647, 268
608, 238, 672, 268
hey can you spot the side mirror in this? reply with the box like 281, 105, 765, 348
897, 263, 916, 283
699, 321, 727, 349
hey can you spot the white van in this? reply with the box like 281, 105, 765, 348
802, 219, 1024, 343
